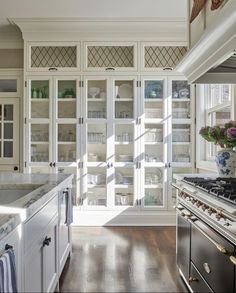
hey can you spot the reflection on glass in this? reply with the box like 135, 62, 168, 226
145, 145, 163, 162
172, 80, 190, 99
173, 145, 191, 163
87, 80, 107, 119
87, 168, 106, 185
145, 80, 163, 99
115, 80, 134, 119
31, 144, 49, 162
145, 102, 163, 119
115, 145, 133, 162
58, 101, 76, 118
144, 124, 163, 143
144, 188, 163, 206
31, 101, 49, 118
115, 124, 133, 143
115, 190, 133, 206
58, 145, 76, 162
4, 123, 13, 139
172, 124, 190, 142
145, 168, 163, 185
172, 101, 190, 119
87, 188, 106, 206
58, 80, 76, 99
31, 80, 49, 99
4, 105, 13, 121
0, 80, 17, 92
31, 124, 49, 142
58, 124, 76, 142
4, 141, 13, 157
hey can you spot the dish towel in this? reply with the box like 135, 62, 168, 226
0, 248, 18, 293
64, 188, 73, 226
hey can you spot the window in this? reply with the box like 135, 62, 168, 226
196, 84, 234, 170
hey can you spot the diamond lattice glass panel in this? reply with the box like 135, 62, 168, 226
145, 46, 187, 68
87, 46, 134, 68
31, 46, 77, 68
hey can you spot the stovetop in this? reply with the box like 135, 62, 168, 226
183, 177, 236, 206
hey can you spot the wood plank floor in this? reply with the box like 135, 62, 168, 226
59, 227, 188, 293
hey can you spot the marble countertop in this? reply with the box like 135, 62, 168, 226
0, 173, 73, 242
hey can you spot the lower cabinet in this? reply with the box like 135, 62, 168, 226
58, 189, 72, 275
0, 225, 22, 292
24, 215, 58, 293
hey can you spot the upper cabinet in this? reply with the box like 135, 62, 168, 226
26, 42, 80, 72
141, 43, 187, 71
83, 42, 137, 72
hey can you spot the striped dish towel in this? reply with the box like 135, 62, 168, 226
0, 248, 17, 293
65, 188, 73, 226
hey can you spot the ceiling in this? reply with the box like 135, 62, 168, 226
0, 0, 187, 27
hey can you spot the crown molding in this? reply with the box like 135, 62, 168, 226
10, 17, 188, 42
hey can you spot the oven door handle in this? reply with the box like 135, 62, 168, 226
188, 217, 229, 255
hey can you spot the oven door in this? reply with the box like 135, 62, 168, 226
190, 218, 235, 293
177, 211, 191, 281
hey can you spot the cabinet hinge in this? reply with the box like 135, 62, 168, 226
79, 81, 84, 87
136, 81, 139, 87
194, 117, 196, 124
194, 162, 197, 169
139, 81, 141, 87
24, 117, 27, 124
25, 81, 27, 87
24, 161, 26, 168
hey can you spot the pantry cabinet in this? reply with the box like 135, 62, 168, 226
25, 76, 81, 201
24, 74, 194, 214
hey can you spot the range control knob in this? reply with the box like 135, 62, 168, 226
191, 198, 196, 204
201, 205, 207, 211
207, 208, 213, 215
196, 201, 201, 208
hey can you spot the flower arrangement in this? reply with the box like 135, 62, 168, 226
199, 121, 236, 149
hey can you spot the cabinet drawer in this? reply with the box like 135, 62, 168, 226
189, 262, 213, 293
24, 194, 58, 252
191, 221, 234, 293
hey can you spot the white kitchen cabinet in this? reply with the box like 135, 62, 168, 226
0, 225, 22, 292
24, 194, 59, 293
80, 76, 139, 210
25, 76, 81, 202
26, 42, 80, 72
83, 42, 137, 72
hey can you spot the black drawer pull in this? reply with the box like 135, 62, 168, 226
43, 237, 51, 247
48, 67, 58, 71
5, 244, 13, 250
105, 67, 115, 71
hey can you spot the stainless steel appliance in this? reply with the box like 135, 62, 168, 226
173, 175, 236, 293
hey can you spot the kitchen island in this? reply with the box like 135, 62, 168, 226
0, 173, 73, 292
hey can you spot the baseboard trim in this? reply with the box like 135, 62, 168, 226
72, 208, 176, 226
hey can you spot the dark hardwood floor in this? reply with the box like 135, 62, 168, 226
59, 226, 188, 293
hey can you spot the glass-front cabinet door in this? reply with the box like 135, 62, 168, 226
27, 77, 52, 170
0, 98, 19, 165
140, 77, 167, 210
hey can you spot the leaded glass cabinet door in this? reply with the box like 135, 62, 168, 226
0, 98, 19, 165
27, 77, 53, 171
140, 77, 168, 210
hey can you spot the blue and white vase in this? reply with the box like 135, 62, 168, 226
215, 148, 236, 177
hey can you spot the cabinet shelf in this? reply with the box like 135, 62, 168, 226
88, 184, 106, 189
115, 98, 133, 102
172, 142, 190, 145
172, 98, 190, 102
87, 98, 106, 102
31, 141, 49, 145
144, 142, 163, 145
31, 99, 49, 102
115, 184, 134, 189
57, 141, 76, 144
115, 141, 133, 145
58, 98, 76, 102
144, 184, 163, 188
144, 99, 163, 102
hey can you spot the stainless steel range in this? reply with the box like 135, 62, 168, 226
173, 174, 236, 293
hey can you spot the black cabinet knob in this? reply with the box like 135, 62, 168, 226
49, 162, 53, 167
14, 166, 18, 171
43, 236, 51, 247
53, 162, 56, 167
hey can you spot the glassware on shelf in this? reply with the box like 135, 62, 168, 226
115, 111, 132, 119
88, 87, 100, 99
88, 110, 106, 119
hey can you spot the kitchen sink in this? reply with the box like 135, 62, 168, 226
0, 184, 43, 205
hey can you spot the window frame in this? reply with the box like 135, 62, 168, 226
196, 84, 235, 172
